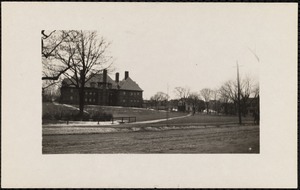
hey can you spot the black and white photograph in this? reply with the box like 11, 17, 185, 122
2, 2, 297, 188
42, 28, 260, 154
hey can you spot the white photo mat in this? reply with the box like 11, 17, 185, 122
2, 2, 297, 188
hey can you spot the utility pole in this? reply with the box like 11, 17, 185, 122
166, 83, 169, 127
237, 61, 242, 125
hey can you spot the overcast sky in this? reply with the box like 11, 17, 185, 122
73, 3, 292, 99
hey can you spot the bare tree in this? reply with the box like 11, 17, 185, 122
42, 82, 61, 102
219, 85, 231, 115
150, 92, 169, 110
211, 89, 220, 114
42, 30, 79, 81
174, 86, 190, 100
173, 86, 190, 112
42, 79, 62, 101
219, 77, 259, 116
187, 92, 200, 115
60, 31, 113, 117
219, 80, 238, 103
187, 92, 200, 105
240, 77, 254, 116
252, 83, 260, 124
252, 83, 259, 98
200, 88, 212, 114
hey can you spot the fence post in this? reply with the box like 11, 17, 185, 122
112, 117, 114, 124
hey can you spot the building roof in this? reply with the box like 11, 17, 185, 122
118, 77, 143, 91
62, 73, 143, 91
88, 74, 118, 89
62, 77, 76, 86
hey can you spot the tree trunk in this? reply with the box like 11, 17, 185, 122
78, 69, 86, 118
237, 101, 242, 124
206, 103, 209, 114
78, 87, 85, 118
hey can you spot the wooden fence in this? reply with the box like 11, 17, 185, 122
111, 117, 136, 124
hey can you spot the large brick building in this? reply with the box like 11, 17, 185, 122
60, 70, 143, 107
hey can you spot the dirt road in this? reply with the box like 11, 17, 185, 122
43, 125, 259, 154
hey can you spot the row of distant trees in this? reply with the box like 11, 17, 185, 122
149, 77, 259, 116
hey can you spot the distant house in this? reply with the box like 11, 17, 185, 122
177, 99, 195, 112
246, 97, 259, 115
208, 100, 222, 113
177, 99, 186, 112
169, 99, 179, 111
185, 103, 195, 112
177, 98, 205, 113
60, 70, 143, 107
142, 100, 151, 109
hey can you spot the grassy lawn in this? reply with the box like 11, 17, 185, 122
43, 102, 77, 114
42, 102, 80, 124
42, 102, 187, 123
81, 105, 186, 122
43, 102, 254, 125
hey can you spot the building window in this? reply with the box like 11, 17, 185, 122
123, 100, 126, 102
130, 92, 133, 96
123, 92, 126, 95
70, 89, 73, 93
85, 92, 88, 95
89, 98, 92, 102
90, 82, 96, 88
90, 92, 92, 95
70, 96, 73, 100
85, 98, 87, 102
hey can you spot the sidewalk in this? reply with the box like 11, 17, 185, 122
43, 114, 191, 127
43, 121, 119, 127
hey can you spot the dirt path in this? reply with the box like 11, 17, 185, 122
132, 114, 191, 124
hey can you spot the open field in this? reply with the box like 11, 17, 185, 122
43, 125, 259, 154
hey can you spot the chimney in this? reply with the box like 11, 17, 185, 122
115, 72, 119, 83
125, 71, 129, 80
103, 69, 107, 83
